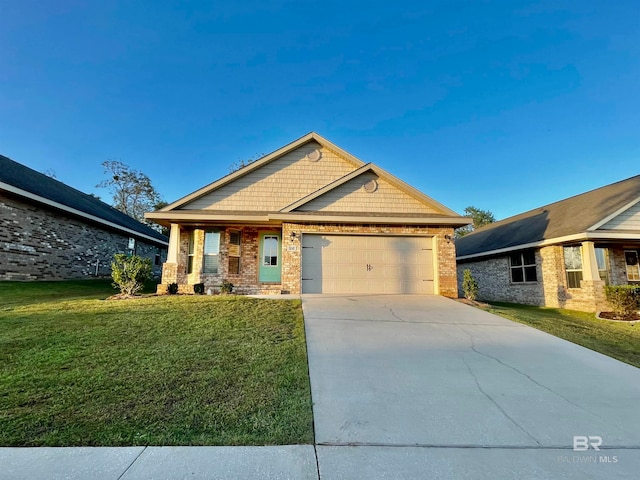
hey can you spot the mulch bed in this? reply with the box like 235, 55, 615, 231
597, 311, 640, 323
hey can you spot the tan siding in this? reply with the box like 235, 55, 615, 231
179, 142, 355, 211
295, 171, 441, 214
599, 201, 640, 230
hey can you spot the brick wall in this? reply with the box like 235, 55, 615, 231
0, 192, 167, 281
457, 245, 609, 312
160, 223, 458, 297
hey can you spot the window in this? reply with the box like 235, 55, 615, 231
203, 231, 220, 274
564, 246, 583, 288
625, 250, 640, 281
187, 232, 195, 274
263, 235, 279, 266
510, 250, 537, 283
595, 247, 610, 285
228, 230, 241, 275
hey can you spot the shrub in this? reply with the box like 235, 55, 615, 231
462, 269, 479, 302
111, 254, 152, 296
604, 285, 640, 317
167, 282, 179, 295
220, 280, 234, 294
193, 283, 205, 295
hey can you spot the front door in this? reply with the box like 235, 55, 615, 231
259, 232, 282, 283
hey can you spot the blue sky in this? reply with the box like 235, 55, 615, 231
1, 0, 638, 220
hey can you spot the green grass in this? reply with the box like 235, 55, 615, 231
484, 302, 640, 369
0, 281, 313, 446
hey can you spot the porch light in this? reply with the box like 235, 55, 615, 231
290, 231, 298, 241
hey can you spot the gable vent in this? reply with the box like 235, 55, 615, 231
306, 149, 321, 162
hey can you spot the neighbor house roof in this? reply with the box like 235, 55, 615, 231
456, 175, 640, 260
0, 154, 168, 245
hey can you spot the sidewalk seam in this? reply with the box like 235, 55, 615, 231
117, 445, 147, 480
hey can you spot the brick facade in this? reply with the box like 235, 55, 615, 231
0, 193, 167, 281
159, 223, 459, 297
457, 244, 638, 312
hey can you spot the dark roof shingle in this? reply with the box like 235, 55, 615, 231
0, 154, 167, 244
456, 175, 640, 258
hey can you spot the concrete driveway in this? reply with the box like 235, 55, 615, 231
302, 295, 640, 479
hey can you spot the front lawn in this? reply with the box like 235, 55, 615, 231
484, 302, 640, 369
0, 281, 313, 446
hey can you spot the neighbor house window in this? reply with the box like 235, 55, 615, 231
625, 250, 640, 281
228, 230, 241, 275
510, 250, 537, 283
203, 231, 221, 274
595, 247, 610, 285
187, 232, 195, 274
564, 246, 583, 288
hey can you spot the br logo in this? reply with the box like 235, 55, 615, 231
573, 435, 603, 451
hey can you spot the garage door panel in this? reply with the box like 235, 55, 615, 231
301, 234, 435, 294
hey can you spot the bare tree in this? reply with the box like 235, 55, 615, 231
96, 160, 163, 225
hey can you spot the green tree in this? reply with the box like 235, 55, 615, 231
462, 269, 479, 302
456, 206, 496, 237
97, 160, 164, 225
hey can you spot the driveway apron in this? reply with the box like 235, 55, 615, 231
302, 295, 640, 478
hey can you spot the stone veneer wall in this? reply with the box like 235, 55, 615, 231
0, 192, 167, 281
160, 223, 459, 297
457, 245, 610, 312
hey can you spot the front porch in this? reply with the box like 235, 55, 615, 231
158, 225, 289, 295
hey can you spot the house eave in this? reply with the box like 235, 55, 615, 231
456, 231, 640, 261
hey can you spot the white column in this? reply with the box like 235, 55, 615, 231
581, 241, 600, 281
167, 223, 180, 263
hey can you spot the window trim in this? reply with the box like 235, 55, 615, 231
509, 250, 538, 283
563, 245, 583, 289
203, 230, 221, 274
262, 235, 280, 267
625, 250, 640, 282
187, 231, 195, 274
228, 230, 241, 275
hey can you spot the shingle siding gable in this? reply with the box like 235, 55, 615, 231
294, 171, 441, 214
178, 142, 356, 211
599, 201, 640, 231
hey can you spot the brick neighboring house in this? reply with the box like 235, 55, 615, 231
455, 175, 640, 312
0, 154, 168, 281
146, 132, 470, 296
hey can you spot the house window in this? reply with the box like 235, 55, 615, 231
510, 250, 537, 283
625, 250, 640, 281
263, 235, 279, 266
228, 230, 241, 275
187, 232, 195, 274
564, 246, 583, 288
204, 231, 221, 274
595, 247, 610, 285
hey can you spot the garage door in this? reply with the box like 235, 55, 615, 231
301, 235, 434, 294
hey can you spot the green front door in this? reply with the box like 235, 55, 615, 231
259, 232, 282, 283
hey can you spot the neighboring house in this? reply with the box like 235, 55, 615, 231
455, 175, 640, 312
0, 154, 168, 281
146, 132, 469, 296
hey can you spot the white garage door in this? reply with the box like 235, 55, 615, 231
301, 235, 434, 294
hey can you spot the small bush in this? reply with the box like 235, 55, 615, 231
605, 285, 640, 317
193, 283, 205, 295
167, 283, 179, 295
111, 254, 152, 296
220, 280, 234, 294
462, 269, 479, 302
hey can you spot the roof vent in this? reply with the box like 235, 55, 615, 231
306, 149, 321, 162
363, 179, 378, 193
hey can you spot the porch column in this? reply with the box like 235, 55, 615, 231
167, 223, 180, 263
581, 241, 600, 281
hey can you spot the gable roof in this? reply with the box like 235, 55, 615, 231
147, 132, 470, 227
456, 175, 640, 260
0, 154, 168, 245
161, 132, 364, 211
